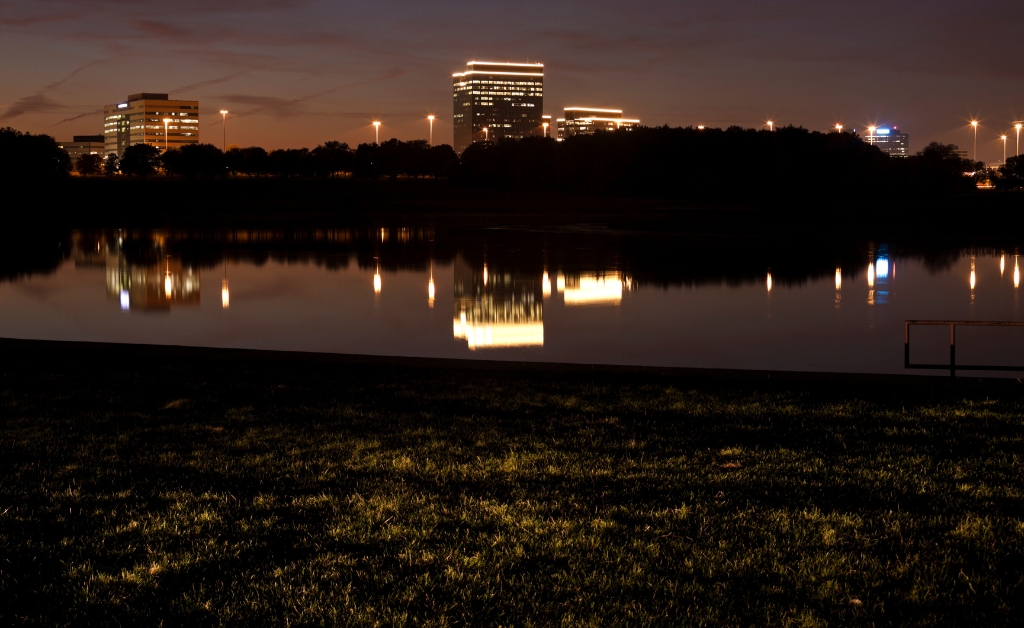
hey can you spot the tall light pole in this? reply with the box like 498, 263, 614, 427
835, 123, 843, 133
1015, 123, 1022, 157
766, 120, 774, 132
970, 120, 979, 162
219, 110, 228, 151
483, 127, 488, 142
163, 118, 172, 152
868, 126, 876, 145
427, 115, 435, 146
1001, 135, 1007, 164
373, 121, 381, 145
542, 122, 549, 138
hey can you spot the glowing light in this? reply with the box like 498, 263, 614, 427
1000, 254, 1005, 276
875, 128, 891, 135
542, 122, 549, 137
373, 271, 381, 294
1015, 257, 1020, 289
453, 320, 544, 349
563, 273, 624, 306
542, 271, 551, 296
117, 103, 128, 109
697, 125, 705, 130
163, 118, 172, 152
766, 120, 774, 131
835, 268, 842, 290
164, 272, 172, 299
428, 277, 435, 306
219, 110, 229, 151
482, 127, 489, 142
867, 263, 875, 287
556, 274, 565, 293
766, 272, 773, 292
427, 115, 435, 146
970, 263, 976, 290
875, 258, 889, 280
119, 289, 129, 310
221, 278, 229, 308
483, 264, 488, 286
372, 121, 381, 145
835, 124, 843, 132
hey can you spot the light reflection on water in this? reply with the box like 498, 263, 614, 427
0, 229, 1021, 376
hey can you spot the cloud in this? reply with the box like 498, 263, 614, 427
47, 109, 104, 128
1, 94, 67, 120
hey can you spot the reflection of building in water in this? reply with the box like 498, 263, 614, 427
107, 255, 200, 311
560, 272, 625, 306
453, 257, 543, 349
867, 245, 890, 305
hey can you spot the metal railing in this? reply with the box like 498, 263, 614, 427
904, 320, 1024, 377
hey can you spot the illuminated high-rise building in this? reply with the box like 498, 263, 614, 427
864, 126, 909, 158
452, 61, 544, 154
556, 107, 640, 140
103, 93, 200, 157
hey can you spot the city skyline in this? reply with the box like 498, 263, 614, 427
1, 1, 1021, 161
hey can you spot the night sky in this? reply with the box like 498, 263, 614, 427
1, 0, 1021, 161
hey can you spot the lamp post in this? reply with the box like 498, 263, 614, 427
542, 122, 549, 138
970, 120, 979, 161
482, 127, 488, 142
868, 126, 876, 145
163, 118, 172, 152
766, 120, 774, 132
373, 121, 381, 145
1015, 123, 1022, 157
1001, 135, 1007, 164
697, 125, 705, 130
219, 110, 228, 151
427, 115, 434, 146
835, 123, 843, 133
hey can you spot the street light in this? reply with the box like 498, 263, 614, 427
1001, 135, 1007, 164
162, 118, 173, 152
372, 121, 381, 145
766, 120, 774, 131
835, 123, 843, 132
697, 125, 705, 130
482, 127, 488, 142
219, 110, 228, 151
970, 120, 979, 161
542, 122, 549, 137
427, 115, 435, 146
1015, 123, 1022, 157
867, 126, 876, 144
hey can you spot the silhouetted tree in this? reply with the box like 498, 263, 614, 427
995, 155, 1024, 190
118, 144, 161, 178
75, 153, 102, 177
0, 127, 71, 183
427, 144, 459, 179
103, 154, 119, 176
162, 143, 226, 179
269, 148, 312, 178
311, 141, 354, 177
225, 146, 270, 177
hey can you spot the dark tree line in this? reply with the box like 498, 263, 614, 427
4, 124, 1019, 198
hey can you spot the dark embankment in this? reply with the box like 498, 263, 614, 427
2, 339, 1021, 626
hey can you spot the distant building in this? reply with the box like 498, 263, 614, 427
103, 93, 199, 157
59, 135, 105, 166
556, 107, 640, 140
864, 126, 909, 158
950, 146, 969, 160
452, 61, 544, 154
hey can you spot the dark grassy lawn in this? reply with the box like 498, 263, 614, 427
1, 340, 1022, 626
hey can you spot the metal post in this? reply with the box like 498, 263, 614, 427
904, 321, 910, 368
949, 323, 956, 378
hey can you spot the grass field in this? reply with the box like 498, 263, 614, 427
1, 340, 1022, 626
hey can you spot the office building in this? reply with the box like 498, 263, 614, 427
452, 61, 544, 154
556, 107, 640, 140
950, 146, 969, 160
103, 93, 199, 157
59, 135, 105, 165
864, 126, 909, 158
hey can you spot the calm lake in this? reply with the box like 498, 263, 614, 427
2, 226, 1021, 376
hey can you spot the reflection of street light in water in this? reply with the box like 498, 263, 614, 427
428, 261, 435, 308
373, 258, 381, 294
1014, 256, 1019, 289
221, 262, 229, 309
164, 257, 172, 299
766, 272, 772, 292
1001, 254, 1006, 276
483, 264, 488, 286
970, 257, 976, 294
835, 268, 842, 291
867, 262, 875, 287
542, 270, 551, 297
